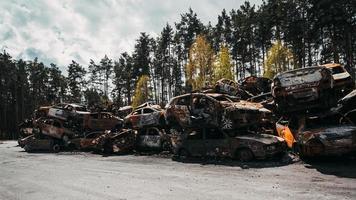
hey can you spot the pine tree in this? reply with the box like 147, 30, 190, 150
67, 61, 86, 103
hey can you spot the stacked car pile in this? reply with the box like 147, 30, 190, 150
18, 63, 356, 162
18, 103, 136, 154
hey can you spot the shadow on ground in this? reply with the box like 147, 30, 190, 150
303, 155, 356, 178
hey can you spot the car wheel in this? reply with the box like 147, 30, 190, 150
236, 149, 254, 162
161, 141, 171, 152
24, 145, 32, 152
52, 144, 61, 153
178, 149, 190, 161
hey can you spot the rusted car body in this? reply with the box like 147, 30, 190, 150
172, 127, 286, 161
240, 76, 272, 96
215, 78, 246, 98
82, 112, 123, 131
136, 127, 171, 151
47, 103, 89, 121
298, 125, 356, 157
124, 104, 165, 129
18, 135, 62, 152
322, 63, 354, 96
272, 66, 336, 113
92, 129, 136, 154
37, 118, 76, 139
18, 119, 35, 138
165, 93, 271, 132
69, 131, 105, 150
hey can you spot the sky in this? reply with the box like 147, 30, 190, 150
0, 0, 261, 72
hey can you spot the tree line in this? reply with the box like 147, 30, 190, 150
1, 0, 355, 139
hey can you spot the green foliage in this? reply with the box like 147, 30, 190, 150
186, 35, 215, 90
132, 75, 150, 108
213, 46, 234, 82
264, 41, 294, 79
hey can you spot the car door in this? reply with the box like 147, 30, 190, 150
184, 128, 205, 156
48, 120, 64, 139
204, 128, 230, 157
88, 113, 99, 130
140, 108, 159, 127
138, 127, 161, 149
173, 95, 192, 127
99, 113, 113, 130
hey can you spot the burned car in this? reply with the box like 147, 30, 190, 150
272, 66, 336, 113
298, 125, 356, 157
18, 119, 35, 138
136, 127, 171, 151
47, 103, 89, 121
172, 127, 286, 161
18, 134, 62, 153
92, 129, 136, 154
240, 76, 272, 96
69, 131, 105, 151
82, 112, 123, 131
36, 118, 76, 140
165, 93, 271, 132
214, 78, 250, 99
124, 104, 165, 129
322, 63, 354, 97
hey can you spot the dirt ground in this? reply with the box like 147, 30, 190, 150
1, 140, 356, 200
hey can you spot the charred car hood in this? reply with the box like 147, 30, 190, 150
301, 125, 356, 142
221, 100, 271, 113
235, 134, 284, 145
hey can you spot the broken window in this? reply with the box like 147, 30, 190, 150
142, 108, 154, 114
176, 96, 191, 106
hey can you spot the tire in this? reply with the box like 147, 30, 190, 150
177, 148, 190, 161
52, 144, 61, 153
24, 145, 32, 152
161, 141, 171, 152
235, 149, 254, 162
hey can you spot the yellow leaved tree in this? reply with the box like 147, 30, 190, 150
132, 75, 150, 108
264, 40, 294, 79
213, 45, 234, 82
186, 35, 215, 90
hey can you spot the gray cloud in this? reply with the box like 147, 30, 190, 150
0, 0, 261, 72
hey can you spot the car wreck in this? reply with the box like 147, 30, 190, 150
298, 125, 356, 157
136, 127, 171, 151
272, 66, 336, 113
240, 76, 272, 96
47, 103, 89, 121
171, 127, 286, 161
91, 129, 136, 154
124, 103, 165, 129
165, 93, 272, 132
18, 134, 62, 153
322, 63, 355, 97
81, 112, 123, 131
69, 131, 105, 151
36, 118, 76, 140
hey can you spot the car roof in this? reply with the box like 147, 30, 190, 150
274, 66, 325, 79
321, 63, 341, 68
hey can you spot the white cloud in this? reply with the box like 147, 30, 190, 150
0, 0, 261, 72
